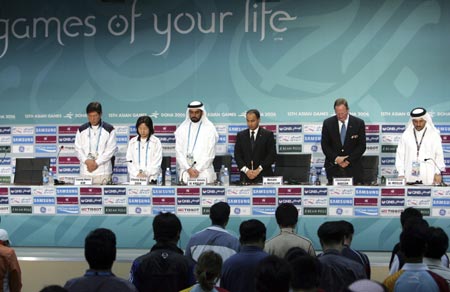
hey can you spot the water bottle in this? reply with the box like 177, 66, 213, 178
164, 167, 172, 186
48, 168, 54, 186
219, 164, 225, 185
157, 168, 163, 186
222, 167, 230, 186
319, 167, 327, 185
42, 165, 49, 185
309, 166, 317, 185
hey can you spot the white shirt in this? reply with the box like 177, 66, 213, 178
126, 135, 162, 180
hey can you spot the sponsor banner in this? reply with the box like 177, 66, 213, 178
58, 156, 80, 164
177, 188, 200, 196
406, 188, 432, 197
157, 135, 176, 144
11, 206, 32, 214
354, 198, 378, 206
365, 145, 380, 154
431, 208, 450, 217
80, 206, 104, 215
152, 187, 176, 196
12, 136, 34, 144
177, 206, 201, 215
228, 135, 237, 144
252, 197, 276, 205
252, 207, 276, 216
215, 125, 228, 135
12, 145, 34, 153
9, 196, 33, 205
10, 187, 31, 195
58, 135, 76, 144
152, 206, 176, 214
103, 196, 127, 205
382, 135, 401, 144
230, 206, 251, 216
201, 196, 226, 207
382, 125, 406, 133
278, 134, 303, 143
252, 187, 277, 196
0, 136, 11, 144
260, 125, 276, 132
365, 125, 380, 133
303, 207, 327, 216
0, 166, 11, 175
279, 125, 302, 133
303, 197, 328, 206
202, 207, 211, 215
152, 197, 176, 205
177, 197, 201, 205
278, 197, 301, 205
278, 144, 303, 153
58, 166, 80, 174
79, 187, 102, 196
381, 188, 405, 196
304, 187, 328, 196
380, 198, 405, 207
201, 187, 226, 196
432, 198, 450, 207
218, 135, 227, 144
278, 187, 302, 196
0, 127, 11, 135
33, 196, 56, 205
381, 145, 398, 153
113, 166, 127, 174
366, 135, 380, 143
128, 206, 152, 215
215, 144, 227, 155
115, 126, 129, 135
104, 206, 127, 215
128, 196, 151, 205
116, 135, 129, 144
154, 125, 177, 134
0, 145, 11, 153
80, 197, 103, 205
35, 135, 57, 144
0, 177, 9, 184
0, 197, 8, 204
128, 187, 152, 196
303, 124, 322, 134
58, 126, 78, 134
35, 145, 57, 153
303, 135, 321, 143
60, 145, 76, 154
57, 197, 79, 204
381, 157, 395, 165
57, 205, 80, 214
103, 187, 127, 195
329, 198, 353, 206
227, 197, 251, 206
355, 187, 380, 196
328, 187, 355, 196
35, 126, 57, 134
12, 127, 34, 135
406, 198, 431, 207
0, 206, 9, 214
328, 207, 353, 216
380, 207, 404, 217
226, 187, 252, 196
33, 206, 56, 214
0, 187, 8, 195
228, 125, 247, 134
442, 145, 450, 152
381, 167, 397, 176
354, 207, 379, 216
441, 135, 450, 144
56, 187, 79, 196
436, 125, 450, 134
432, 189, 450, 197
417, 208, 431, 216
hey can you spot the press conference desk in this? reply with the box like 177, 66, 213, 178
1, 184, 449, 250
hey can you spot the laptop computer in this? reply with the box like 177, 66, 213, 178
14, 158, 51, 185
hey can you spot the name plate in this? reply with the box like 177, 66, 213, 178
187, 178, 207, 186
74, 177, 93, 185
130, 177, 148, 185
333, 177, 353, 186
263, 176, 283, 185
386, 178, 405, 186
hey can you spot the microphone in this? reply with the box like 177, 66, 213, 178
126, 160, 133, 163
424, 158, 446, 186
54, 146, 65, 185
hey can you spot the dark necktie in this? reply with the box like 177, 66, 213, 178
251, 131, 255, 150
340, 123, 346, 145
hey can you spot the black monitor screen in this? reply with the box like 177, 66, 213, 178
14, 158, 51, 185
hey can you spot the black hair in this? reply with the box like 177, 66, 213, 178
153, 212, 182, 242
239, 219, 266, 245
39, 285, 67, 292
209, 202, 230, 226
284, 247, 308, 263
339, 220, 354, 237
84, 228, 116, 270
425, 226, 449, 259
255, 255, 291, 292
86, 102, 102, 115
275, 203, 298, 227
334, 98, 349, 109
290, 255, 322, 290
317, 221, 344, 245
400, 207, 423, 228
135, 115, 155, 140
399, 219, 429, 259
195, 250, 223, 291
246, 109, 261, 119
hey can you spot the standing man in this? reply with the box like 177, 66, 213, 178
321, 98, 366, 184
175, 101, 218, 184
234, 109, 276, 183
395, 107, 445, 185
75, 102, 117, 185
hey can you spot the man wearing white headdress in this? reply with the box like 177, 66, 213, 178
395, 107, 445, 185
175, 101, 219, 183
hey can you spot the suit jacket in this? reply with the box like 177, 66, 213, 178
321, 115, 366, 184
234, 127, 276, 183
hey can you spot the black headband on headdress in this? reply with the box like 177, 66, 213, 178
188, 101, 203, 108
410, 107, 426, 118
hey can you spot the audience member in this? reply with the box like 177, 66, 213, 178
64, 228, 136, 292
255, 255, 291, 292
317, 221, 366, 292
339, 220, 371, 278
265, 203, 315, 258
221, 219, 269, 292
0, 229, 21, 292
185, 202, 240, 262
284, 247, 308, 263
345, 279, 387, 292
288, 255, 324, 292
180, 250, 229, 292
40, 285, 68, 292
129, 212, 195, 292
424, 226, 450, 285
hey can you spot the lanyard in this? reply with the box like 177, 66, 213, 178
138, 139, 150, 169
413, 127, 427, 159
187, 121, 202, 153
88, 122, 103, 155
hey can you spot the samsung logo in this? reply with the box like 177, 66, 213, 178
128, 197, 151, 205
112, 166, 128, 174
116, 135, 129, 144
303, 135, 322, 143
33, 197, 56, 204
152, 188, 176, 196
35, 126, 57, 134
12, 136, 34, 144
227, 197, 251, 205
56, 187, 79, 195
252, 188, 277, 196
436, 125, 450, 134
228, 125, 248, 134
329, 198, 353, 206
433, 199, 450, 207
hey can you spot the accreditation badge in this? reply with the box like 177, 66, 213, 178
411, 161, 420, 177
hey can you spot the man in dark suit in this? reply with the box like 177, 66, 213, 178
234, 109, 276, 183
321, 98, 366, 184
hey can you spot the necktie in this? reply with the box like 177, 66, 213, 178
340, 123, 346, 145
251, 131, 255, 150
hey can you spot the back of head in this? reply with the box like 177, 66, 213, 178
84, 228, 116, 270
195, 250, 223, 291
345, 279, 387, 292
239, 219, 266, 245
284, 247, 308, 263
39, 285, 68, 292
317, 221, 345, 246
399, 218, 429, 259
153, 212, 182, 243
400, 207, 422, 228
339, 220, 354, 242
86, 101, 102, 114
275, 203, 298, 227
425, 226, 449, 260
209, 202, 230, 226
289, 255, 322, 291
0, 229, 10, 246
255, 255, 291, 292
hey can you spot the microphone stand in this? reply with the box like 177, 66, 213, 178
54, 146, 65, 185
424, 158, 446, 186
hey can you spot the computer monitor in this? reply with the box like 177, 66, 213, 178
14, 158, 51, 185
274, 154, 312, 184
